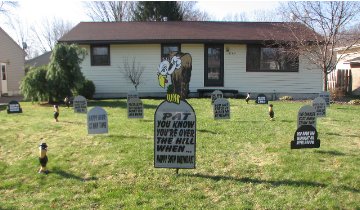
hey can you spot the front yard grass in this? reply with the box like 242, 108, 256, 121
0, 98, 359, 209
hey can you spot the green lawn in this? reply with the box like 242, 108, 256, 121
0, 99, 359, 209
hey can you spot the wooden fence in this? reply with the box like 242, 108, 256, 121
327, 69, 352, 94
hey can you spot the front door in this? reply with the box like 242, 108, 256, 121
1, 64, 7, 94
204, 44, 224, 87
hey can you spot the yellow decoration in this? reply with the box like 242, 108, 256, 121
158, 75, 166, 88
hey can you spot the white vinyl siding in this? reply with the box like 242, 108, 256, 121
79, 43, 322, 96
224, 44, 322, 93
81, 44, 163, 94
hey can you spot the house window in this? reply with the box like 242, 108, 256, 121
161, 44, 180, 60
246, 45, 299, 72
91, 45, 110, 66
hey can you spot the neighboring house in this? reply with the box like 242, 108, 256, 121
25, 51, 52, 69
330, 44, 360, 95
0, 27, 25, 96
59, 21, 322, 99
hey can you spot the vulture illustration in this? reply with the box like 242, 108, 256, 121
157, 52, 192, 100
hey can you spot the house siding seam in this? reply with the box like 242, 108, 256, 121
79, 43, 322, 97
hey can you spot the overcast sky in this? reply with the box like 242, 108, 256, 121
0, 0, 280, 55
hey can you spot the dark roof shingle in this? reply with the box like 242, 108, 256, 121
59, 21, 318, 44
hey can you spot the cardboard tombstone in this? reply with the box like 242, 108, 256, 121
211, 90, 223, 105
127, 98, 144, 119
154, 100, 196, 169
312, 97, 326, 117
291, 125, 320, 149
297, 105, 317, 129
213, 98, 230, 119
73, 95, 87, 113
319, 91, 330, 107
7, 100, 22, 113
256, 94, 268, 104
87, 107, 108, 134
127, 90, 139, 101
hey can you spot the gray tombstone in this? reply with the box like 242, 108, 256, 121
73, 95, 87, 113
127, 90, 139, 101
312, 97, 326, 117
154, 100, 196, 169
319, 91, 330, 107
87, 107, 108, 134
127, 98, 144, 119
213, 98, 230, 119
211, 90, 223, 104
297, 105, 317, 129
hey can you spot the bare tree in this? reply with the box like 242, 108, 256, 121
84, 1, 135, 22
251, 9, 281, 22
31, 17, 74, 52
0, 1, 17, 18
222, 12, 248, 22
280, 1, 360, 91
121, 57, 144, 91
6, 16, 40, 59
179, 1, 211, 21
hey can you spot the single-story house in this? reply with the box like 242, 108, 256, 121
0, 27, 25, 96
59, 21, 322, 99
330, 44, 360, 95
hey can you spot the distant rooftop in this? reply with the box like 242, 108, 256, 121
25, 51, 51, 67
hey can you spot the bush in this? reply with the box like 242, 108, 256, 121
20, 66, 49, 102
75, 79, 96, 99
349, 99, 360, 105
279, 96, 293, 101
330, 88, 345, 101
47, 43, 86, 102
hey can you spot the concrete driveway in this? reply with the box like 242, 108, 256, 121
0, 96, 23, 104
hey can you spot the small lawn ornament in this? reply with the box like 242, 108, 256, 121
64, 96, 71, 108
53, 105, 59, 122
245, 93, 251, 104
38, 142, 49, 174
269, 104, 274, 120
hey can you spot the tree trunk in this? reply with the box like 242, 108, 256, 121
323, 69, 328, 91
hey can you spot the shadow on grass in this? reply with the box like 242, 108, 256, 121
108, 134, 146, 140
0, 105, 7, 112
184, 173, 326, 187
60, 120, 85, 125
233, 120, 263, 123
87, 100, 158, 109
198, 129, 218, 134
326, 132, 359, 138
51, 167, 98, 182
184, 173, 360, 193
314, 150, 346, 156
88, 100, 127, 108
140, 119, 153, 123
280, 120, 294, 123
